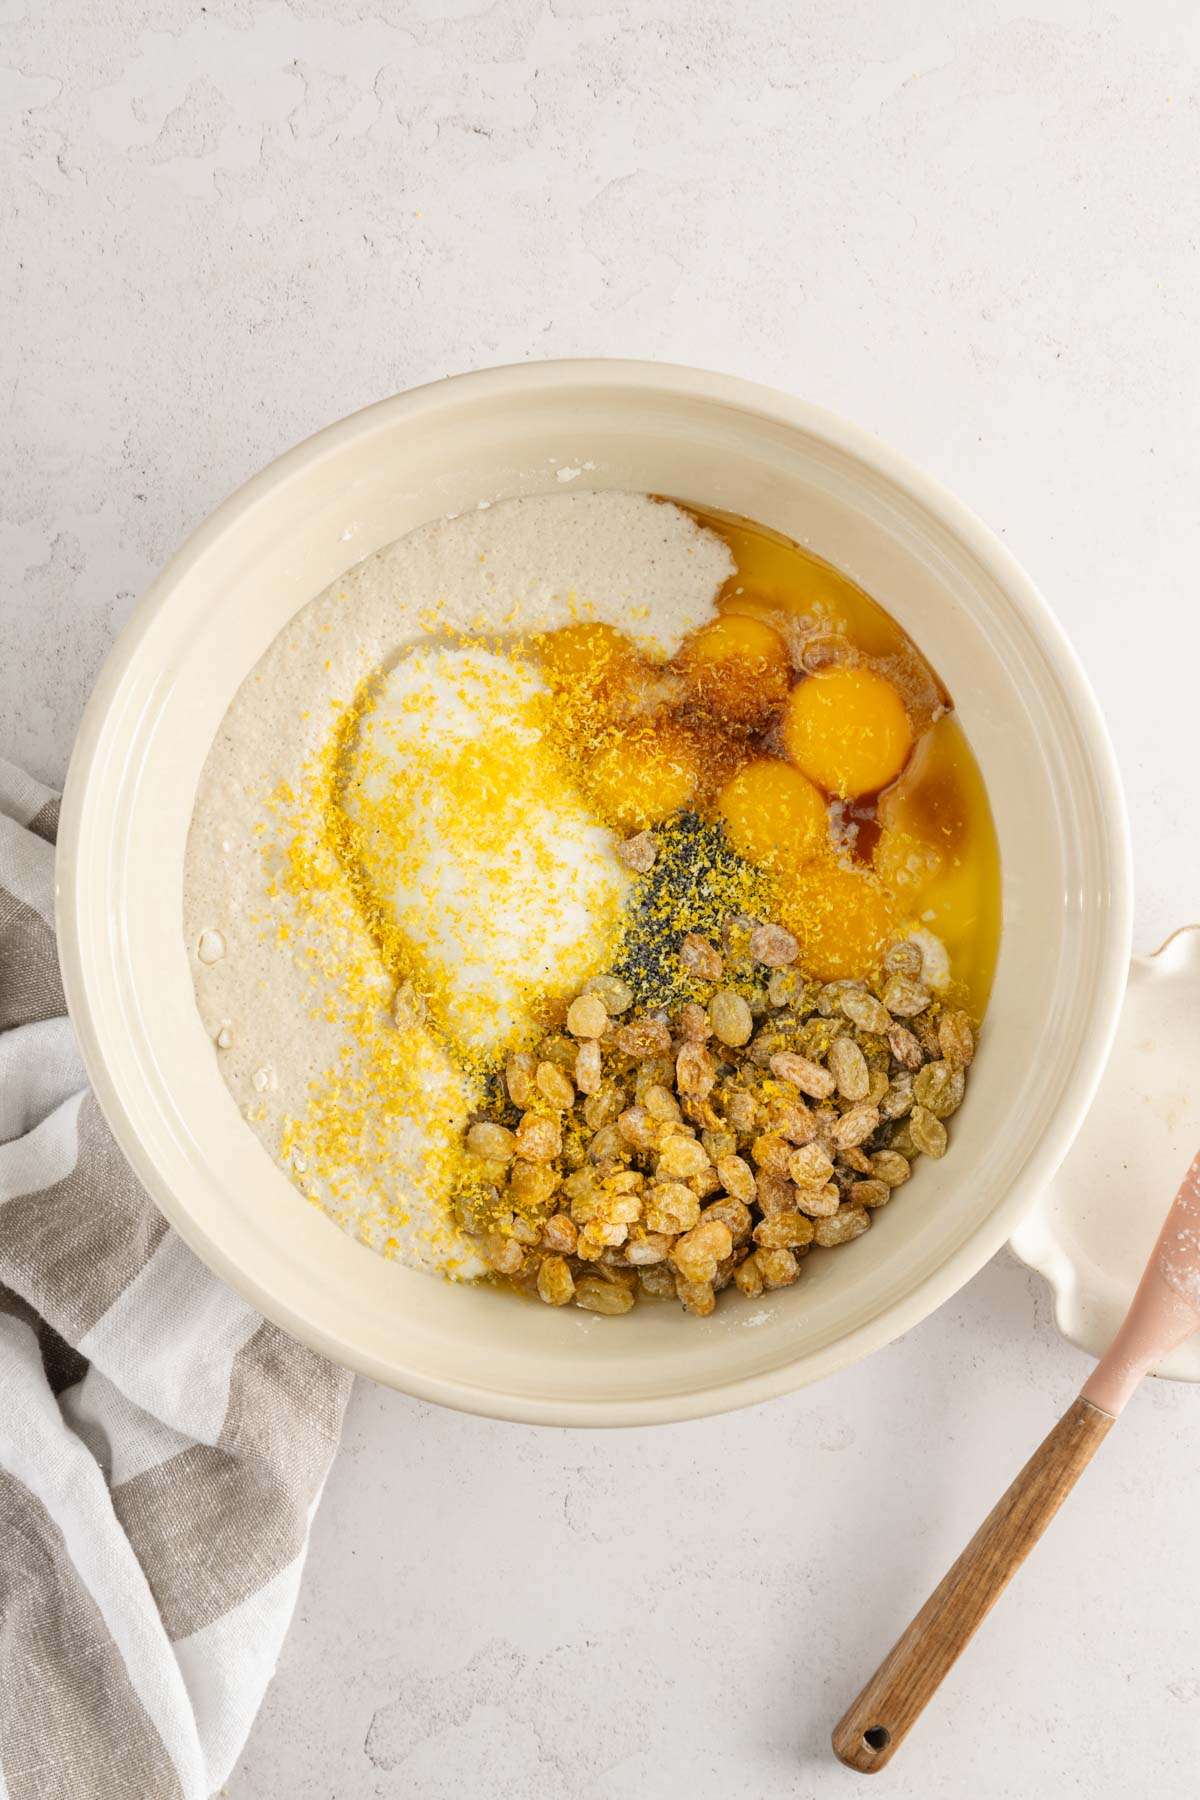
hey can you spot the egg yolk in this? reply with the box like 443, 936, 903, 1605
580, 716, 701, 831
776, 856, 898, 982
677, 614, 791, 727
717, 757, 828, 871
782, 666, 913, 799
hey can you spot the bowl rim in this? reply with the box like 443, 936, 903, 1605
56, 358, 1133, 1425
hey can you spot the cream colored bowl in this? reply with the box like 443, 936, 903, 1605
57, 361, 1131, 1425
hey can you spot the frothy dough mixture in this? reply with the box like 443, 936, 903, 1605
184, 493, 733, 1272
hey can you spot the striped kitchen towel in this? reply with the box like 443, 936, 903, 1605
0, 757, 352, 1800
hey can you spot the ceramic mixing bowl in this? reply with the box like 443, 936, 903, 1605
56, 360, 1131, 1424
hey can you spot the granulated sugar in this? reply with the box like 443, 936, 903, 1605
344, 643, 629, 1056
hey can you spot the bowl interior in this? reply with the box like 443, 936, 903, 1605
58, 364, 1130, 1423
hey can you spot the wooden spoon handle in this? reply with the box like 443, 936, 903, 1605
832, 1395, 1114, 1772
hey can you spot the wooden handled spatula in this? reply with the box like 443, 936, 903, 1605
832, 1150, 1200, 1772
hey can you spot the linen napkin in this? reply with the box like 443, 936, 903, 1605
0, 756, 352, 1800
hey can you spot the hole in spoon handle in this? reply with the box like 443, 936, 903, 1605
833, 1699, 903, 1772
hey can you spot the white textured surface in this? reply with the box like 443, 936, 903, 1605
5, 2, 1200, 1794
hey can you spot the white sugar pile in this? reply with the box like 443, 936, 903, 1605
345, 643, 629, 1055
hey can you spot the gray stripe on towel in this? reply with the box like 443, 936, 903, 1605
0, 1094, 168, 1339
112, 1322, 350, 1640
0, 888, 66, 1031
0, 1470, 183, 1800
27, 794, 60, 845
